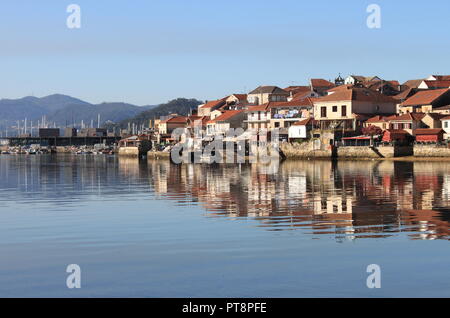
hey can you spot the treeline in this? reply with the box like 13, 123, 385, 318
109, 98, 203, 129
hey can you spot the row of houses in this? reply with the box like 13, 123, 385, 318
150, 74, 450, 145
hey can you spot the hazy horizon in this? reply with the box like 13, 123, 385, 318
1, 0, 450, 105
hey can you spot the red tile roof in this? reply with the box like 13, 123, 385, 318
310, 79, 335, 88
313, 86, 397, 103
160, 116, 188, 124
364, 80, 400, 92
326, 84, 354, 93
384, 129, 409, 134
387, 80, 400, 87
187, 116, 210, 127
228, 94, 247, 101
293, 118, 316, 126
421, 80, 450, 89
291, 91, 310, 100
269, 97, 314, 108
414, 128, 444, 135
393, 87, 417, 100
401, 89, 450, 106
284, 86, 311, 95
246, 103, 272, 112
402, 79, 424, 89
366, 115, 388, 123
207, 110, 243, 123
430, 75, 450, 81
386, 113, 425, 121
248, 86, 289, 95
200, 99, 226, 109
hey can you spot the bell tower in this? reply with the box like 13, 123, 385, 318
335, 73, 345, 86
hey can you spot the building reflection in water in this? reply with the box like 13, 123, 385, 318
145, 159, 450, 241
2, 154, 450, 241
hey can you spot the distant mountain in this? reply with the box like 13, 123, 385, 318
0, 94, 155, 130
0, 97, 48, 128
117, 98, 204, 128
47, 102, 155, 127
37, 94, 91, 112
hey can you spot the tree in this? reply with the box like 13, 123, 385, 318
362, 125, 383, 146
362, 125, 382, 136
119, 98, 203, 128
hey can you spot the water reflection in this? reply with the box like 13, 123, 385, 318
146, 159, 450, 241
1, 155, 450, 241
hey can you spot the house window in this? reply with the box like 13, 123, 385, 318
321, 107, 327, 118
445, 121, 449, 128
332, 106, 338, 112
274, 122, 280, 128
342, 105, 347, 117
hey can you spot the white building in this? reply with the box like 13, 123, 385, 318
441, 116, 450, 139
288, 118, 314, 140
344, 75, 381, 85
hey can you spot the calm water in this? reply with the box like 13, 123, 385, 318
1, 154, 450, 297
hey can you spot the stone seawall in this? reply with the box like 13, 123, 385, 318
414, 145, 450, 157
118, 147, 140, 157
147, 151, 171, 159
338, 146, 413, 158
280, 141, 333, 159
281, 142, 413, 159
337, 147, 381, 158
55, 147, 71, 153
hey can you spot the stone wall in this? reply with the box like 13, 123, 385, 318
118, 147, 140, 157
282, 143, 413, 159
337, 147, 381, 159
280, 141, 333, 159
337, 146, 413, 158
147, 151, 170, 159
414, 145, 450, 157
55, 147, 71, 153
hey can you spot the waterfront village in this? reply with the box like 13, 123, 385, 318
4, 73, 450, 160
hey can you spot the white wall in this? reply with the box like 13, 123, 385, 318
288, 125, 307, 139
344, 76, 356, 85
442, 120, 450, 136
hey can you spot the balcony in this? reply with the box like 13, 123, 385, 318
245, 118, 270, 123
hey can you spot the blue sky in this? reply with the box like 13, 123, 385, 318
0, 0, 449, 105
